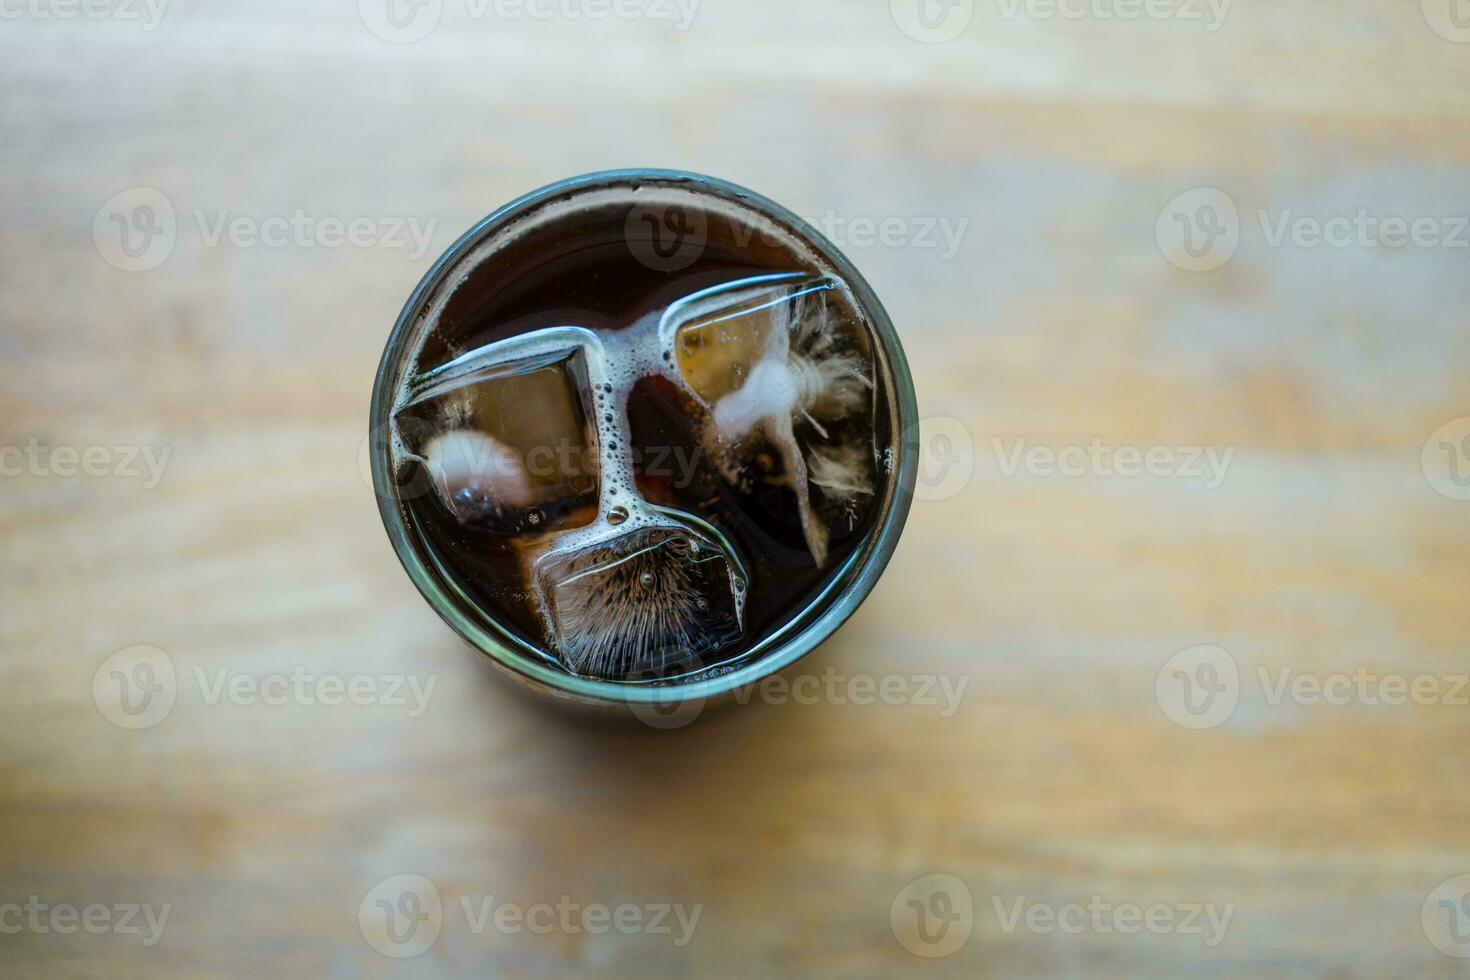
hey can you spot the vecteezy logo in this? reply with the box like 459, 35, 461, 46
624, 192, 709, 272
626, 653, 708, 730
92, 645, 177, 730
1422, 0, 1470, 42
1155, 645, 1239, 730
359, 874, 443, 958
1156, 187, 1240, 272
909, 416, 975, 502
890, 874, 974, 958
1422, 417, 1470, 501
93, 188, 176, 272
1423, 875, 1470, 957
359, 0, 442, 43
890, 0, 974, 43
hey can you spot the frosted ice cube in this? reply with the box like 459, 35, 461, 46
664, 275, 876, 566
531, 521, 746, 678
393, 339, 599, 530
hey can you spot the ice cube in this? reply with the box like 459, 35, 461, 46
393, 339, 600, 530
664, 274, 835, 405
663, 275, 876, 567
530, 517, 747, 678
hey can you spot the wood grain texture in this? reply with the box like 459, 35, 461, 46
3, 2, 1470, 977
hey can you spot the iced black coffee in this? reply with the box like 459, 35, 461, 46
373, 172, 913, 692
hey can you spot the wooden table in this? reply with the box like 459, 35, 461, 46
3, 2, 1469, 976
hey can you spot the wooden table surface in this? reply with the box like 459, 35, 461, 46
3, 2, 1470, 977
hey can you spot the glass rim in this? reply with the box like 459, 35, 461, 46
370, 168, 919, 706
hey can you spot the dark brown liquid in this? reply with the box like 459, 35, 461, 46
393, 203, 890, 682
